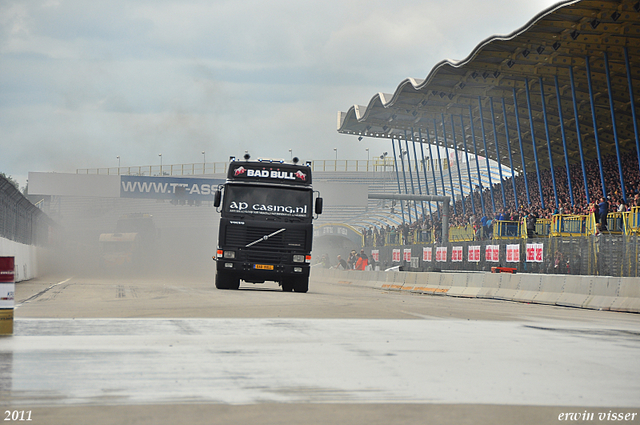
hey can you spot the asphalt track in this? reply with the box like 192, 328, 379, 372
2, 272, 639, 425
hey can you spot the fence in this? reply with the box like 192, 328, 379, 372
362, 235, 640, 277
0, 176, 52, 246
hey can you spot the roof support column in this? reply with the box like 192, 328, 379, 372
624, 47, 640, 182
450, 115, 466, 216
554, 75, 574, 207
406, 129, 425, 219
425, 128, 441, 219
513, 87, 530, 205
468, 105, 486, 216
478, 97, 496, 213
417, 128, 434, 222
539, 77, 559, 209
604, 51, 627, 203
433, 119, 448, 205
586, 55, 607, 199
569, 66, 590, 205
391, 138, 406, 224
501, 97, 518, 210
440, 114, 457, 216
459, 114, 476, 215
525, 77, 545, 210
489, 97, 507, 209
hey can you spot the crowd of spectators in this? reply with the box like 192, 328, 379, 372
362, 153, 640, 246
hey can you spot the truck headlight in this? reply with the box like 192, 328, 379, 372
223, 251, 236, 259
293, 254, 305, 263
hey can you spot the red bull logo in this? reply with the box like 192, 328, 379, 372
234, 166, 246, 176
295, 170, 306, 181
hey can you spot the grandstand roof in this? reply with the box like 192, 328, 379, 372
337, 0, 640, 173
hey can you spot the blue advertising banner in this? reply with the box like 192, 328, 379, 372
120, 176, 224, 201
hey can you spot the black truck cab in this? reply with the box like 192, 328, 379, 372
213, 155, 322, 292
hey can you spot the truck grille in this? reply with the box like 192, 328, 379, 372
225, 226, 307, 251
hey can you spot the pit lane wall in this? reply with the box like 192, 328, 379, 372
310, 267, 640, 313
0, 238, 37, 282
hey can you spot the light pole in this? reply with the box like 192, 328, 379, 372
117, 156, 120, 168
202, 151, 206, 173
159, 153, 162, 174
289, 149, 292, 160
333, 148, 337, 161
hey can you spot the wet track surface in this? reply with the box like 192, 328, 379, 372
1, 275, 639, 424
3, 317, 640, 407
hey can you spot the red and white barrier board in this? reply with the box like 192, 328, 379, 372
392, 249, 401, 262
468, 245, 481, 262
506, 244, 520, 263
423, 247, 432, 262
435, 247, 447, 262
403, 249, 412, 262
486, 245, 500, 262
526, 243, 544, 263
371, 250, 379, 262
452, 246, 463, 262
0, 257, 15, 335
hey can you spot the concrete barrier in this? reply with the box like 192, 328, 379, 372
582, 276, 620, 311
476, 273, 502, 299
513, 274, 542, 303
493, 273, 520, 300
610, 277, 640, 313
309, 268, 640, 313
555, 275, 591, 308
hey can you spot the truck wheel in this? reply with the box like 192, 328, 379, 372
281, 280, 294, 292
216, 272, 240, 290
293, 277, 308, 293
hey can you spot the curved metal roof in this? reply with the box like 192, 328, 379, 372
337, 0, 640, 174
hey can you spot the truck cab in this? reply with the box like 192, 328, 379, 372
213, 155, 322, 292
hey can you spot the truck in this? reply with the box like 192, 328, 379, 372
99, 213, 158, 269
213, 154, 323, 292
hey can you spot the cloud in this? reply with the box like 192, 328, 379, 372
0, 0, 561, 187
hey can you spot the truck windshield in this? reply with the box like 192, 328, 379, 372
223, 185, 312, 219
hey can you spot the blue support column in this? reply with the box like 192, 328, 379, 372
513, 87, 531, 205
408, 129, 425, 219
450, 115, 466, 215
569, 66, 590, 205
441, 114, 457, 216
459, 114, 476, 214
478, 97, 496, 213
586, 55, 608, 199
433, 119, 448, 201
398, 137, 412, 223
501, 98, 518, 210
469, 105, 486, 216
425, 127, 441, 219
489, 97, 507, 209
554, 75, 574, 206
403, 130, 419, 221
525, 77, 545, 209
391, 139, 406, 223
418, 128, 434, 221
539, 77, 559, 208
604, 51, 628, 203
625, 47, 640, 180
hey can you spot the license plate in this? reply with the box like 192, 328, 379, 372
254, 264, 274, 270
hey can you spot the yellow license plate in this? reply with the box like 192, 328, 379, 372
254, 264, 274, 270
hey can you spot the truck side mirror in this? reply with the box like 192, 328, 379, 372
315, 197, 323, 215
214, 190, 221, 208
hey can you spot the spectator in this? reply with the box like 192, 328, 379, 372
355, 249, 368, 270
335, 255, 348, 270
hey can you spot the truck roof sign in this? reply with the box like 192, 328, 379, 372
227, 162, 312, 185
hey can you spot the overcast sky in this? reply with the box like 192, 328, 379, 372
1, 0, 562, 188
